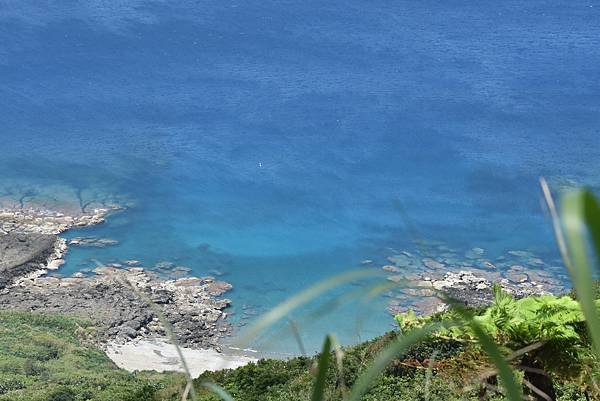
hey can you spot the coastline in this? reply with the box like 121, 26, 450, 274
0, 204, 256, 375
0, 202, 566, 375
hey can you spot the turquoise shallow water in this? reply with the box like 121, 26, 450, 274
1, 1, 600, 354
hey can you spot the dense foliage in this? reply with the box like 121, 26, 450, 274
395, 285, 599, 399
0, 311, 185, 401
194, 328, 591, 401
2, 187, 599, 401
0, 300, 595, 400
396, 285, 592, 345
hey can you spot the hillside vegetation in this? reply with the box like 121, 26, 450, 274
0, 291, 596, 401
1, 188, 599, 401
195, 288, 597, 401
0, 311, 185, 401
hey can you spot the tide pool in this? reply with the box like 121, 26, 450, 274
1, 1, 599, 354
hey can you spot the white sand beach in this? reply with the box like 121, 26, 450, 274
105, 339, 257, 377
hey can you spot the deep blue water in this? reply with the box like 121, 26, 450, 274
1, 1, 600, 355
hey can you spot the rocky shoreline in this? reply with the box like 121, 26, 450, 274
0, 233, 64, 288
0, 205, 235, 351
0, 204, 567, 356
381, 244, 565, 316
0, 266, 233, 350
0, 206, 113, 287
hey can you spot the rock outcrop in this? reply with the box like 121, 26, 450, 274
0, 205, 236, 350
0, 233, 63, 289
0, 266, 233, 350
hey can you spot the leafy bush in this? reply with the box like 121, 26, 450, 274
396, 285, 591, 346
0, 311, 186, 401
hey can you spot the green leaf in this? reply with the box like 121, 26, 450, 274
312, 335, 333, 401
449, 301, 523, 401
581, 190, 600, 263
201, 382, 235, 401
346, 323, 441, 401
235, 269, 384, 347
561, 190, 600, 356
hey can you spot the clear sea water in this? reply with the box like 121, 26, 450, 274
1, 1, 599, 355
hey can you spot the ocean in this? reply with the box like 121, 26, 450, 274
1, 0, 599, 355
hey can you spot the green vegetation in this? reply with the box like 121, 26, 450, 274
194, 313, 593, 400
0, 311, 186, 401
196, 186, 600, 401
1, 185, 600, 401
396, 286, 600, 399
0, 305, 593, 401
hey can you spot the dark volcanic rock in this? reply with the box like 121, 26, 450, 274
0, 233, 59, 289
0, 266, 233, 349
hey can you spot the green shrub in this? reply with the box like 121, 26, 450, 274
0, 311, 184, 401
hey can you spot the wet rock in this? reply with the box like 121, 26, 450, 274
428, 270, 545, 309
69, 237, 119, 247
208, 269, 225, 277
0, 206, 114, 235
155, 261, 174, 270
465, 247, 485, 259
387, 255, 412, 267
506, 267, 529, 283
421, 258, 445, 270
382, 265, 402, 273
508, 250, 533, 258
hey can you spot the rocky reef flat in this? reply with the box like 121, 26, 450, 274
0, 204, 236, 353
379, 241, 566, 316
0, 266, 233, 349
0, 205, 115, 285
0, 207, 110, 235
0, 201, 569, 357
0, 233, 64, 288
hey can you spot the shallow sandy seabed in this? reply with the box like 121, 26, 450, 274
105, 339, 257, 377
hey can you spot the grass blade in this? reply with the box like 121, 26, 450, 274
561, 190, 600, 356
201, 382, 235, 401
329, 334, 347, 393
449, 301, 523, 401
580, 190, 600, 260
312, 335, 333, 401
288, 318, 307, 356
346, 323, 440, 401
264, 280, 390, 345
93, 260, 200, 401
235, 269, 384, 346
424, 350, 439, 401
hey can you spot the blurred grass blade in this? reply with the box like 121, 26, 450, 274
329, 334, 347, 392
448, 300, 523, 401
201, 382, 235, 401
260, 278, 414, 345
346, 324, 440, 401
236, 269, 384, 346
312, 335, 333, 401
288, 319, 307, 356
94, 260, 199, 401
297, 279, 402, 323
561, 190, 600, 356
580, 191, 600, 259
424, 350, 439, 401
